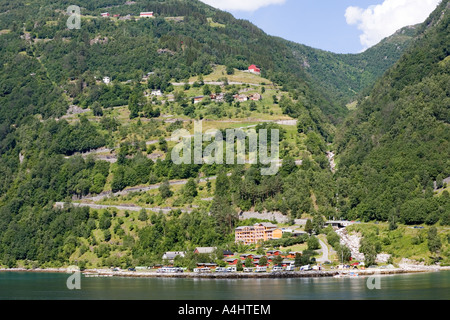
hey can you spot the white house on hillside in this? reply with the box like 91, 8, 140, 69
140, 12, 154, 17
151, 89, 162, 96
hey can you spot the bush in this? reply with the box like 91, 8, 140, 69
428, 227, 442, 253
327, 230, 340, 248
99, 213, 112, 230
138, 209, 148, 222
307, 236, 320, 250
103, 230, 111, 242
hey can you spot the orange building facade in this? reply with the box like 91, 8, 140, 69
235, 223, 282, 245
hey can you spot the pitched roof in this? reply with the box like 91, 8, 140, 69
257, 223, 278, 229
194, 247, 217, 254
162, 251, 185, 260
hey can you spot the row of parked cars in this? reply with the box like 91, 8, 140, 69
157, 267, 185, 273
122, 265, 317, 273
195, 267, 238, 273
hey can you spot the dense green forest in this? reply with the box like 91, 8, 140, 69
287, 24, 418, 104
335, 0, 450, 225
0, 0, 448, 268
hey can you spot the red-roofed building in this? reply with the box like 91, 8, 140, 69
248, 65, 261, 74
225, 258, 238, 265
140, 12, 154, 17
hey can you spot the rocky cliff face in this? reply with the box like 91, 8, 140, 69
336, 228, 391, 263
336, 228, 364, 261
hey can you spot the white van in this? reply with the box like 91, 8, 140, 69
255, 266, 267, 273
300, 265, 312, 271
272, 266, 284, 272
286, 265, 295, 271
226, 267, 237, 273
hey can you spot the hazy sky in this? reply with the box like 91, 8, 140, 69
199, 0, 441, 53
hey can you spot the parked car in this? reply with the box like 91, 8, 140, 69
128, 268, 136, 272
243, 267, 254, 273
215, 267, 227, 273
226, 267, 237, 273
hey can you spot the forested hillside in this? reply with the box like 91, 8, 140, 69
0, 0, 448, 269
0, 0, 340, 267
335, 0, 450, 225
287, 24, 418, 105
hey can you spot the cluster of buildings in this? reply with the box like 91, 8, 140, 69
225, 251, 300, 268
160, 247, 301, 271
193, 92, 262, 104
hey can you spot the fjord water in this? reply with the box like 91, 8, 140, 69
1, 271, 449, 300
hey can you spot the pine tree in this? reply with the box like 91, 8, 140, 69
183, 178, 198, 199
305, 219, 313, 235
428, 227, 442, 253
159, 180, 173, 199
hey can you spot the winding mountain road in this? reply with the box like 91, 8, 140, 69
317, 238, 330, 263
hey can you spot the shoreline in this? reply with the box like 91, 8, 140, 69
1, 266, 449, 279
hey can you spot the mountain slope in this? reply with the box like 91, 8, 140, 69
0, 0, 349, 120
335, 0, 450, 224
0, 0, 448, 269
286, 24, 418, 105
0, 0, 340, 267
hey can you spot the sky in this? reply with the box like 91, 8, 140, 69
199, 0, 441, 53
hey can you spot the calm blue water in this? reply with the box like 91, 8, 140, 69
0, 271, 449, 300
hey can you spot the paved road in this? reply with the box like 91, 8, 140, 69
54, 202, 194, 214
317, 238, 330, 263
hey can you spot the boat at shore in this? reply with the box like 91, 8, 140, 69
334, 272, 359, 278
